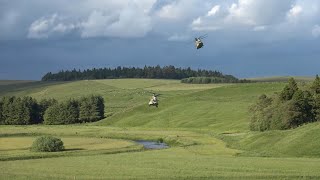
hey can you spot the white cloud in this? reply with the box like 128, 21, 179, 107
207, 5, 220, 17
52, 23, 76, 33
287, 4, 303, 23
157, 3, 178, 20
226, 0, 293, 25
155, 0, 212, 21
27, 14, 77, 39
26, 1, 156, 39
81, 2, 153, 38
3, 0, 320, 41
288, 5, 303, 18
191, 0, 295, 33
28, 14, 58, 39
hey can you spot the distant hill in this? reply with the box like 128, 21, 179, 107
249, 76, 314, 82
0, 80, 35, 85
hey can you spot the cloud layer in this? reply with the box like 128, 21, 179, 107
1, 0, 320, 40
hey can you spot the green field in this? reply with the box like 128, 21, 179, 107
1, 79, 320, 179
248, 76, 314, 82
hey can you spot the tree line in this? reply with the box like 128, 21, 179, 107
181, 76, 251, 84
0, 95, 104, 125
250, 76, 320, 131
41, 65, 240, 81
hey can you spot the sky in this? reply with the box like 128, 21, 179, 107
1, 0, 320, 80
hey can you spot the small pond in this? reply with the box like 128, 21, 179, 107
135, 140, 169, 150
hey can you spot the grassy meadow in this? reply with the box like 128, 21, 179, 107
1, 78, 320, 179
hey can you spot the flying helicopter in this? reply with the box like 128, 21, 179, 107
148, 93, 160, 108
194, 34, 208, 49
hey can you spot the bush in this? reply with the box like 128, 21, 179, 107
31, 136, 64, 152
157, 138, 164, 143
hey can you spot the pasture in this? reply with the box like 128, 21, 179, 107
1, 79, 320, 179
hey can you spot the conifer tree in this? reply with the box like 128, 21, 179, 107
39, 98, 58, 122
279, 78, 298, 101
311, 75, 320, 94
0, 99, 3, 124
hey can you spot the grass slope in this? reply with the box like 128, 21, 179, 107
2, 79, 320, 179
98, 83, 285, 132
249, 76, 314, 82
221, 122, 320, 157
1, 126, 320, 179
0, 79, 223, 116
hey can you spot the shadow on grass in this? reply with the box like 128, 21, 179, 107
63, 148, 85, 151
0, 81, 69, 95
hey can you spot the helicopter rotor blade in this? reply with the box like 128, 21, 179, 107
198, 34, 208, 39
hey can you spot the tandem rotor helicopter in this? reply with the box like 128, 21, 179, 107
194, 34, 208, 49
148, 93, 160, 108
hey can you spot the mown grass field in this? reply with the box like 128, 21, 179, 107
1, 79, 320, 179
249, 76, 314, 82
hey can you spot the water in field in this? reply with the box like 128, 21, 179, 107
135, 140, 169, 150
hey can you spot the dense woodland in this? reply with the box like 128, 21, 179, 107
41, 65, 243, 82
250, 76, 320, 131
0, 95, 104, 125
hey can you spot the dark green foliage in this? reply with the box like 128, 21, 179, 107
250, 77, 320, 131
157, 138, 164, 143
181, 77, 251, 84
1, 96, 39, 125
249, 94, 273, 131
79, 95, 104, 123
279, 78, 298, 101
63, 99, 79, 124
313, 95, 320, 122
39, 98, 58, 122
0, 99, 3, 124
22, 96, 40, 124
44, 96, 104, 125
291, 91, 314, 125
44, 99, 79, 125
41, 65, 240, 81
31, 136, 64, 152
311, 75, 320, 94
1, 95, 104, 125
43, 104, 62, 125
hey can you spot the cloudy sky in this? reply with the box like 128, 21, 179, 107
1, 0, 320, 80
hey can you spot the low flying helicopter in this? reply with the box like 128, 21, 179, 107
194, 34, 208, 49
148, 93, 160, 108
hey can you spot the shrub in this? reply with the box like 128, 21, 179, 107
157, 138, 164, 143
31, 136, 64, 152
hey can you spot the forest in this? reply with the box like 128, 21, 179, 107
41, 65, 244, 82
0, 95, 104, 125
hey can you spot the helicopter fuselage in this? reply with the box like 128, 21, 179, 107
195, 39, 204, 49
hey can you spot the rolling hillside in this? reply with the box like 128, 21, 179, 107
2, 79, 320, 179
2, 79, 319, 157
